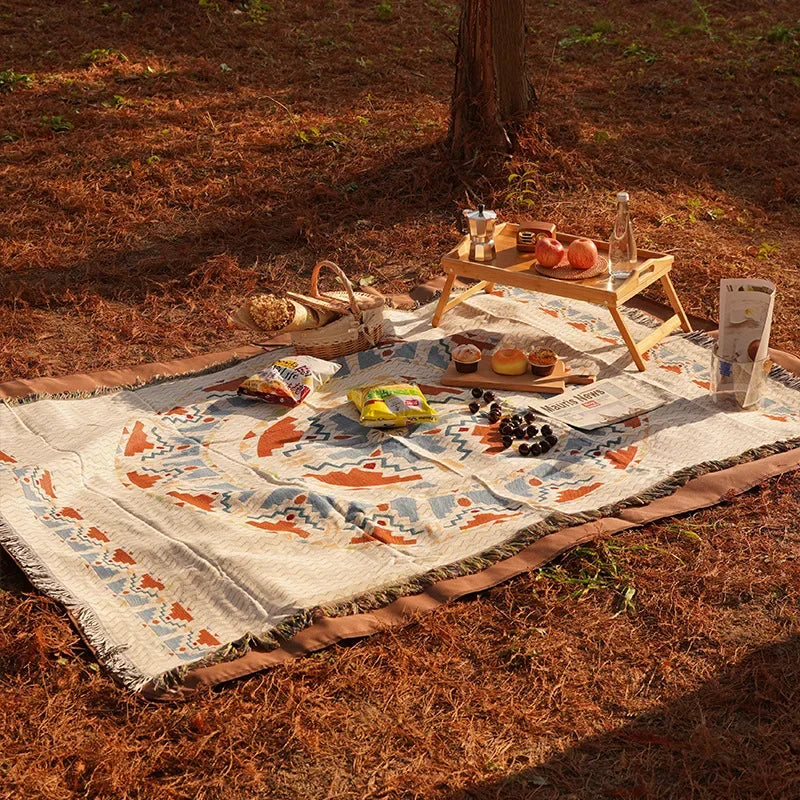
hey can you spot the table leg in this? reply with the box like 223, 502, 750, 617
431, 271, 456, 327
661, 273, 693, 332
608, 304, 648, 371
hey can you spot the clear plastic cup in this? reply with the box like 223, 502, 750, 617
710, 344, 771, 410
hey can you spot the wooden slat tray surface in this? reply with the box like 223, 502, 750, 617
440, 222, 674, 304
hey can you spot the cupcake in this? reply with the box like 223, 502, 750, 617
452, 343, 482, 373
528, 348, 559, 376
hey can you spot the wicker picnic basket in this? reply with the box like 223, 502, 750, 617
291, 260, 385, 359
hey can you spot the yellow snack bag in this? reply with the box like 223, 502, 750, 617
348, 383, 437, 428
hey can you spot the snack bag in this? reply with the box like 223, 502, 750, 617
348, 383, 437, 428
238, 355, 340, 407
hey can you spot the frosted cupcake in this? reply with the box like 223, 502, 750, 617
528, 347, 559, 376
452, 343, 482, 373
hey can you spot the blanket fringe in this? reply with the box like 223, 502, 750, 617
5, 302, 800, 696
146, 432, 800, 697
0, 512, 152, 693
1, 349, 279, 408
619, 305, 665, 331
682, 329, 800, 391
683, 330, 717, 350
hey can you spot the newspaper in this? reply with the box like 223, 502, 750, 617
529, 376, 673, 431
713, 278, 776, 407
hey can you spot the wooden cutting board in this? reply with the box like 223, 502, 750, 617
441, 357, 568, 394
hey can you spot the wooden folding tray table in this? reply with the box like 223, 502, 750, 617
432, 222, 692, 371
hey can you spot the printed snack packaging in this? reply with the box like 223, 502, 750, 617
348, 383, 437, 428
238, 355, 341, 407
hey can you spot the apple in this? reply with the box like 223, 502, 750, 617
535, 237, 565, 268
567, 238, 598, 270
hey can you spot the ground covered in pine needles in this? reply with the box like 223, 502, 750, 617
1, 1, 800, 797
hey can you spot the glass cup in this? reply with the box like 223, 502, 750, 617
710, 344, 771, 410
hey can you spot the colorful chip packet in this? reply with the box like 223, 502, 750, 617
238, 355, 341, 407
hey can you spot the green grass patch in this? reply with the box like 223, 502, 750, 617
505, 169, 537, 210
293, 126, 348, 152
765, 23, 798, 44
692, 0, 715, 39
0, 69, 33, 92
102, 94, 131, 109
623, 43, 657, 63
559, 26, 607, 48
758, 241, 779, 259
81, 48, 128, 66
536, 541, 638, 617
41, 115, 74, 133
242, 0, 273, 24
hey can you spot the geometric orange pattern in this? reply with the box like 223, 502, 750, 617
3, 287, 800, 692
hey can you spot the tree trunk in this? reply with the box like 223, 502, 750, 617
449, 0, 535, 165
493, 0, 534, 119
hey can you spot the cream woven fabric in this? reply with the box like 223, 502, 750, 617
2, 290, 799, 692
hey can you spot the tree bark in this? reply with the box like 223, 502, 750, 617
493, 0, 534, 119
449, 0, 535, 165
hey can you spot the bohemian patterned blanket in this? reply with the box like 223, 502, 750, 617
2, 289, 800, 694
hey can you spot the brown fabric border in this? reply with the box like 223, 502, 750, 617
3, 293, 800, 699
159, 446, 800, 698
0, 344, 266, 402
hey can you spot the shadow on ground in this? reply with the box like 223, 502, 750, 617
445, 635, 800, 799
2, 139, 460, 308
0, 548, 28, 593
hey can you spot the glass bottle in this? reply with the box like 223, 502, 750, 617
608, 191, 637, 279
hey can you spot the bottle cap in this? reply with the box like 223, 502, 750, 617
616, 191, 629, 202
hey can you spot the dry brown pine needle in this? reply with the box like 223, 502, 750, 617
2, 0, 800, 797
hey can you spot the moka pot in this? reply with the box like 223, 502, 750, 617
463, 204, 497, 261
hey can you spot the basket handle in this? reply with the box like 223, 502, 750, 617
310, 261, 361, 318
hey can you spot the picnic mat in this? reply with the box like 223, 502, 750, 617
2, 288, 800, 697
